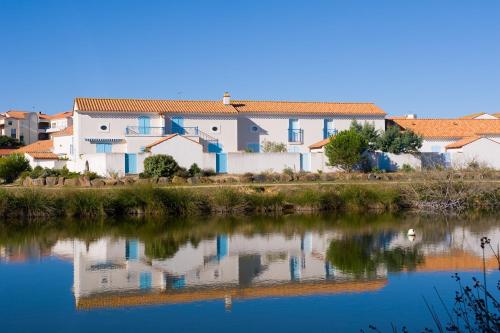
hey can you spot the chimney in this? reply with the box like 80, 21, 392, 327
406, 114, 417, 119
223, 92, 231, 105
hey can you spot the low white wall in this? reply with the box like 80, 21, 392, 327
366, 152, 422, 171
202, 153, 216, 171
226, 152, 301, 174
73, 153, 126, 177
310, 152, 338, 172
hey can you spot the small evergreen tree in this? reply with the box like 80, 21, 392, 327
350, 120, 379, 151
324, 129, 368, 172
143, 154, 179, 178
0, 136, 22, 148
376, 126, 422, 154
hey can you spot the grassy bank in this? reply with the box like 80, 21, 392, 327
0, 179, 499, 221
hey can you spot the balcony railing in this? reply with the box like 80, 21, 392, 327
288, 129, 304, 143
125, 126, 166, 136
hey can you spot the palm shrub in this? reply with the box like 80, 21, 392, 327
143, 154, 179, 178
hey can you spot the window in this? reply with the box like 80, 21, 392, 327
431, 145, 441, 153
10, 128, 16, 138
98, 122, 110, 133
51, 122, 57, 128
211, 125, 220, 133
19, 135, 24, 143
7, 121, 12, 126
250, 125, 259, 133
96, 143, 112, 153
323, 119, 335, 139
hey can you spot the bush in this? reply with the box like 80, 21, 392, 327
401, 164, 414, 172
174, 167, 190, 178
143, 154, 179, 178
0, 135, 22, 148
201, 168, 216, 177
261, 140, 287, 153
188, 163, 202, 177
324, 129, 367, 172
376, 126, 422, 154
0, 154, 31, 183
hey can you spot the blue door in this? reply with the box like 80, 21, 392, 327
216, 153, 228, 173
217, 235, 229, 260
171, 116, 184, 134
300, 153, 311, 171
323, 119, 334, 139
125, 153, 137, 174
289, 118, 300, 142
138, 116, 151, 135
140, 272, 152, 289
125, 240, 139, 261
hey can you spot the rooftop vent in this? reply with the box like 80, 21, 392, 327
406, 114, 417, 119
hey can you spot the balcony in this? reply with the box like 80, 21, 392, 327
125, 126, 166, 136
288, 129, 304, 144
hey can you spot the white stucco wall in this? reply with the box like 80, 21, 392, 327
226, 152, 301, 174
53, 135, 73, 157
149, 135, 204, 169
72, 153, 126, 176
237, 115, 385, 153
26, 154, 66, 169
310, 151, 338, 172
448, 138, 500, 169
420, 139, 457, 153
164, 115, 238, 152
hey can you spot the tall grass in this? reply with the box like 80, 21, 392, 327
0, 181, 497, 222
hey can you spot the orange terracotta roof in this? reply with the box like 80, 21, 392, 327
390, 118, 500, 138
0, 148, 17, 156
38, 113, 51, 120
5, 110, 28, 119
45, 111, 73, 120
74, 97, 386, 116
16, 140, 53, 153
26, 152, 59, 160
75, 98, 239, 114
309, 137, 332, 149
459, 112, 487, 119
51, 126, 73, 137
232, 100, 386, 116
445, 136, 481, 149
77, 279, 387, 310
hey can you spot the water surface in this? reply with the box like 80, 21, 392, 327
0, 214, 498, 332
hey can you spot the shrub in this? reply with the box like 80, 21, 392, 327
282, 167, 295, 179
188, 163, 202, 177
201, 168, 216, 177
0, 135, 22, 148
324, 129, 367, 172
174, 167, 190, 178
261, 140, 287, 153
83, 171, 99, 180
350, 120, 379, 151
143, 154, 179, 178
0, 154, 31, 183
401, 164, 414, 172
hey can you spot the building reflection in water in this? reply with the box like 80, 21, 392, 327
2, 224, 498, 310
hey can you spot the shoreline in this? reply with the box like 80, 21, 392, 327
1, 180, 498, 221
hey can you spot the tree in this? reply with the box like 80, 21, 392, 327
261, 140, 287, 153
0, 136, 22, 148
0, 154, 31, 183
143, 154, 179, 178
324, 129, 367, 172
350, 120, 379, 151
376, 126, 422, 154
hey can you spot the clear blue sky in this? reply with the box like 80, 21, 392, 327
1, 0, 499, 117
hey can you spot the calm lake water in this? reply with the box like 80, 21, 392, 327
0, 213, 499, 332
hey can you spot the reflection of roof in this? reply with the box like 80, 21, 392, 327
390, 118, 500, 138
416, 250, 499, 272
309, 137, 332, 149
74, 97, 386, 116
77, 279, 387, 310
51, 126, 73, 137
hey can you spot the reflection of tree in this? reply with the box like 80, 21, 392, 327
327, 236, 424, 277
144, 238, 180, 260
327, 236, 377, 277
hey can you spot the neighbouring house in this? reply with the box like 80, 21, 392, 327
0, 110, 43, 144
459, 112, 500, 120
445, 136, 500, 169
14, 127, 72, 169
45, 111, 73, 133
69, 94, 386, 175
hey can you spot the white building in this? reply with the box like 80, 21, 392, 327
68, 94, 386, 175
0, 110, 44, 144
389, 116, 500, 169
45, 111, 73, 133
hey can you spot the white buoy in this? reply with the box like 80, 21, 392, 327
407, 229, 416, 237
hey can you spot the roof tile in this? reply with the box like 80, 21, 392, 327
391, 119, 500, 138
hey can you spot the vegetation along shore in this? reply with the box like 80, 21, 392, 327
0, 177, 499, 221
